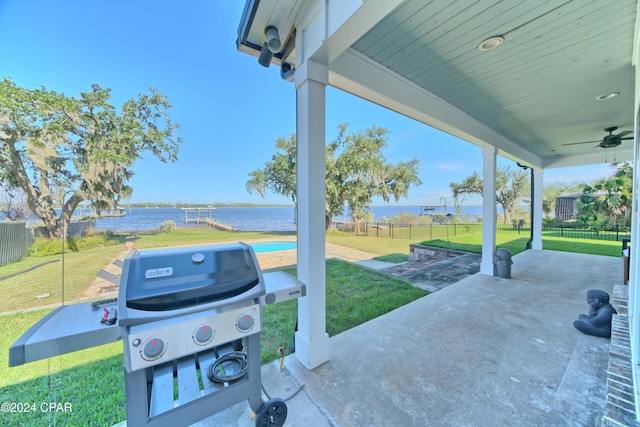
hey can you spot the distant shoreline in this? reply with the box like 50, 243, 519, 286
124, 203, 294, 209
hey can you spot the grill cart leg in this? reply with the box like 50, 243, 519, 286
255, 398, 288, 427
124, 368, 151, 426
245, 333, 266, 413
244, 334, 288, 426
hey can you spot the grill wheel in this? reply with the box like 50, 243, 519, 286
255, 398, 287, 427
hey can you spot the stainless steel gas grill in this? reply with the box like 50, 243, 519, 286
118, 243, 265, 373
9, 242, 306, 427
119, 242, 277, 426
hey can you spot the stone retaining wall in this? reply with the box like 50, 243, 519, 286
408, 244, 468, 262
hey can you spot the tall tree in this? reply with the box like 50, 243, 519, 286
614, 161, 633, 227
246, 133, 297, 204
450, 172, 482, 223
246, 124, 422, 229
496, 167, 529, 223
449, 166, 528, 223
331, 124, 422, 230
0, 78, 181, 238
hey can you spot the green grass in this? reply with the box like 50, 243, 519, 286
260, 260, 426, 365
541, 227, 630, 241
372, 253, 409, 263
420, 233, 526, 255
421, 233, 622, 257
0, 246, 126, 313
0, 229, 296, 313
325, 229, 415, 255
0, 310, 125, 426
1, 257, 426, 426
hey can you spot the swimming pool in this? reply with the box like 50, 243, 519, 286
249, 241, 297, 253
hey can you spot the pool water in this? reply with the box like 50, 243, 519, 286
249, 241, 297, 253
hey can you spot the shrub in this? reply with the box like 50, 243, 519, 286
157, 220, 178, 232
29, 238, 63, 257
27, 231, 120, 257
71, 231, 119, 250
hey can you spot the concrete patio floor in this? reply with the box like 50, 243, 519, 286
194, 249, 622, 427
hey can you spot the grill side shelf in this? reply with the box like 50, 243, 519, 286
261, 271, 307, 305
8, 302, 122, 366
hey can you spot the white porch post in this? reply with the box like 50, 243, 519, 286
480, 145, 497, 275
630, 60, 640, 418
480, 145, 498, 276
532, 167, 543, 250
632, 131, 640, 420
294, 60, 330, 370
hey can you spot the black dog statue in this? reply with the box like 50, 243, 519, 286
573, 289, 617, 338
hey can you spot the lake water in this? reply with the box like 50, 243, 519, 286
89, 206, 488, 232
94, 207, 298, 232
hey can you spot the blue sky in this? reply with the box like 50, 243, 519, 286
0, 1, 616, 206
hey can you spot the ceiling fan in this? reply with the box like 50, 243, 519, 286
562, 126, 634, 149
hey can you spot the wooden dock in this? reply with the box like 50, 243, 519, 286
201, 217, 235, 231
181, 208, 235, 231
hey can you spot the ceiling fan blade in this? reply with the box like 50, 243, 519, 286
616, 130, 633, 137
561, 140, 601, 146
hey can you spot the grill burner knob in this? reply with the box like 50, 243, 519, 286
142, 338, 165, 360
193, 324, 214, 345
192, 253, 205, 264
237, 314, 255, 332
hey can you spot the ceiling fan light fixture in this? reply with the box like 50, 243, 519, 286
595, 92, 620, 100
478, 36, 504, 51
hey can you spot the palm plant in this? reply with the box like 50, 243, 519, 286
577, 162, 633, 230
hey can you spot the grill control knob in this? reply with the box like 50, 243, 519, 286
193, 324, 214, 345
237, 314, 255, 332
142, 338, 165, 360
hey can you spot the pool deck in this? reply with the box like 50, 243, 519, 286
256, 241, 379, 270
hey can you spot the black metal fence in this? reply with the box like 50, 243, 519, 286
334, 221, 631, 242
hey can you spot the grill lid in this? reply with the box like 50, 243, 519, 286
121, 243, 261, 312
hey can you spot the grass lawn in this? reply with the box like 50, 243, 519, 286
421, 233, 622, 257
0, 251, 425, 426
325, 229, 413, 256
0, 229, 296, 313
0, 310, 126, 426
0, 228, 405, 314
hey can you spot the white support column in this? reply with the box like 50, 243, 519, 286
532, 167, 543, 250
294, 60, 330, 370
630, 63, 640, 419
480, 145, 497, 275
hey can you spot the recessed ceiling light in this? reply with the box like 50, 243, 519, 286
478, 36, 504, 51
595, 92, 620, 100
